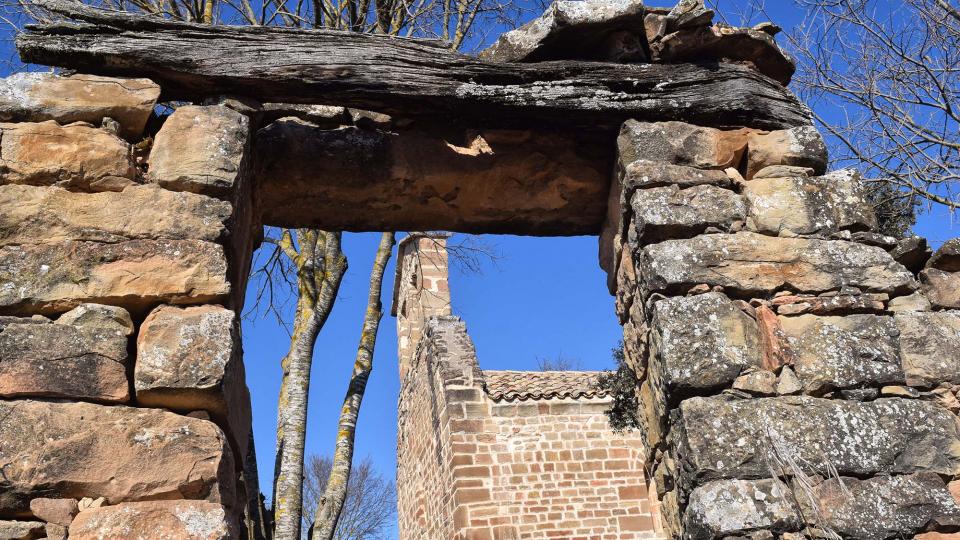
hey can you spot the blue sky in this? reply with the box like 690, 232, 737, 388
0, 1, 957, 537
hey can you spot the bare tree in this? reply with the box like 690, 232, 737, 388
302, 455, 396, 540
715, 0, 959, 234
310, 232, 394, 540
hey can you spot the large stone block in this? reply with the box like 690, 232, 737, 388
148, 105, 250, 199
617, 120, 748, 170
630, 184, 745, 243
676, 396, 960, 483
683, 473, 960, 540
0, 304, 132, 402
745, 126, 827, 179
683, 479, 800, 540
479, 0, 647, 62
0, 239, 230, 315
653, 25, 795, 86
638, 232, 917, 297
0, 520, 44, 539
257, 121, 610, 234
69, 501, 236, 539
802, 473, 960, 540
928, 238, 960, 272
896, 311, 960, 387
135, 304, 251, 459
0, 400, 235, 516
921, 268, 960, 309
0, 73, 160, 140
0, 184, 232, 247
780, 314, 903, 395
650, 293, 761, 400
620, 160, 734, 191
744, 169, 877, 236
0, 121, 134, 192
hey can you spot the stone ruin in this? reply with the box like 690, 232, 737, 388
0, 0, 959, 538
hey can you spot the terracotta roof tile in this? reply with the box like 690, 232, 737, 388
482, 370, 608, 402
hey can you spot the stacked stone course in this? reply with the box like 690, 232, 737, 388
0, 73, 257, 538
604, 114, 960, 539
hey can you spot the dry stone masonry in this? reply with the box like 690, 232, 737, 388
0, 0, 958, 538
0, 74, 256, 538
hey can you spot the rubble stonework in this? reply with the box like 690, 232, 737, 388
1, 0, 958, 537
607, 113, 960, 539
0, 81, 256, 538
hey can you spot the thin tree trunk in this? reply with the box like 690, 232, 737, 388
311, 232, 395, 540
273, 231, 347, 540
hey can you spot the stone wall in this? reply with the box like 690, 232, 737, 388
604, 117, 960, 539
396, 317, 658, 540
0, 73, 259, 539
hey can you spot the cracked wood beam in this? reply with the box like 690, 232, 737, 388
17, 0, 812, 131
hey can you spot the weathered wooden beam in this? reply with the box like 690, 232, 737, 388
17, 0, 812, 130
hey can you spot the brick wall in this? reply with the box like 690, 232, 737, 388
396, 316, 660, 540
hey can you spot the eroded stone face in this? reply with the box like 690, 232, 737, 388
0, 520, 44, 540
650, 292, 761, 399
0, 73, 159, 140
683, 479, 800, 540
921, 268, 960, 309
68, 501, 236, 540
780, 314, 903, 395
148, 105, 250, 199
630, 184, 745, 243
618, 120, 748, 170
0, 184, 232, 246
676, 396, 960, 483
135, 305, 251, 459
638, 232, 917, 298
928, 238, 960, 272
479, 0, 647, 62
0, 304, 132, 402
744, 169, 877, 236
0, 400, 235, 515
746, 126, 827, 179
0, 239, 230, 315
896, 311, 960, 387
803, 473, 960, 540
0, 121, 135, 192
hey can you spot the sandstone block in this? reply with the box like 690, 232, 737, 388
0, 400, 235, 515
135, 305, 251, 459
802, 473, 960, 540
0, 239, 230, 315
0, 304, 132, 402
638, 232, 917, 298
629, 184, 745, 243
888, 291, 932, 312
683, 479, 800, 540
479, 0, 646, 63
617, 120, 748, 170
0, 184, 232, 247
0, 121, 134, 192
0, 520, 44, 540
0, 73, 160, 140
921, 268, 960, 309
780, 314, 903, 395
69, 501, 236, 539
28, 498, 77, 527
746, 126, 827, 179
896, 311, 960, 387
744, 169, 877, 236
620, 160, 734, 191
653, 25, 795, 86
752, 165, 814, 179
650, 293, 761, 401
148, 105, 250, 198
929, 238, 960, 272
676, 396, 960, 483
890, 236, 932, 273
